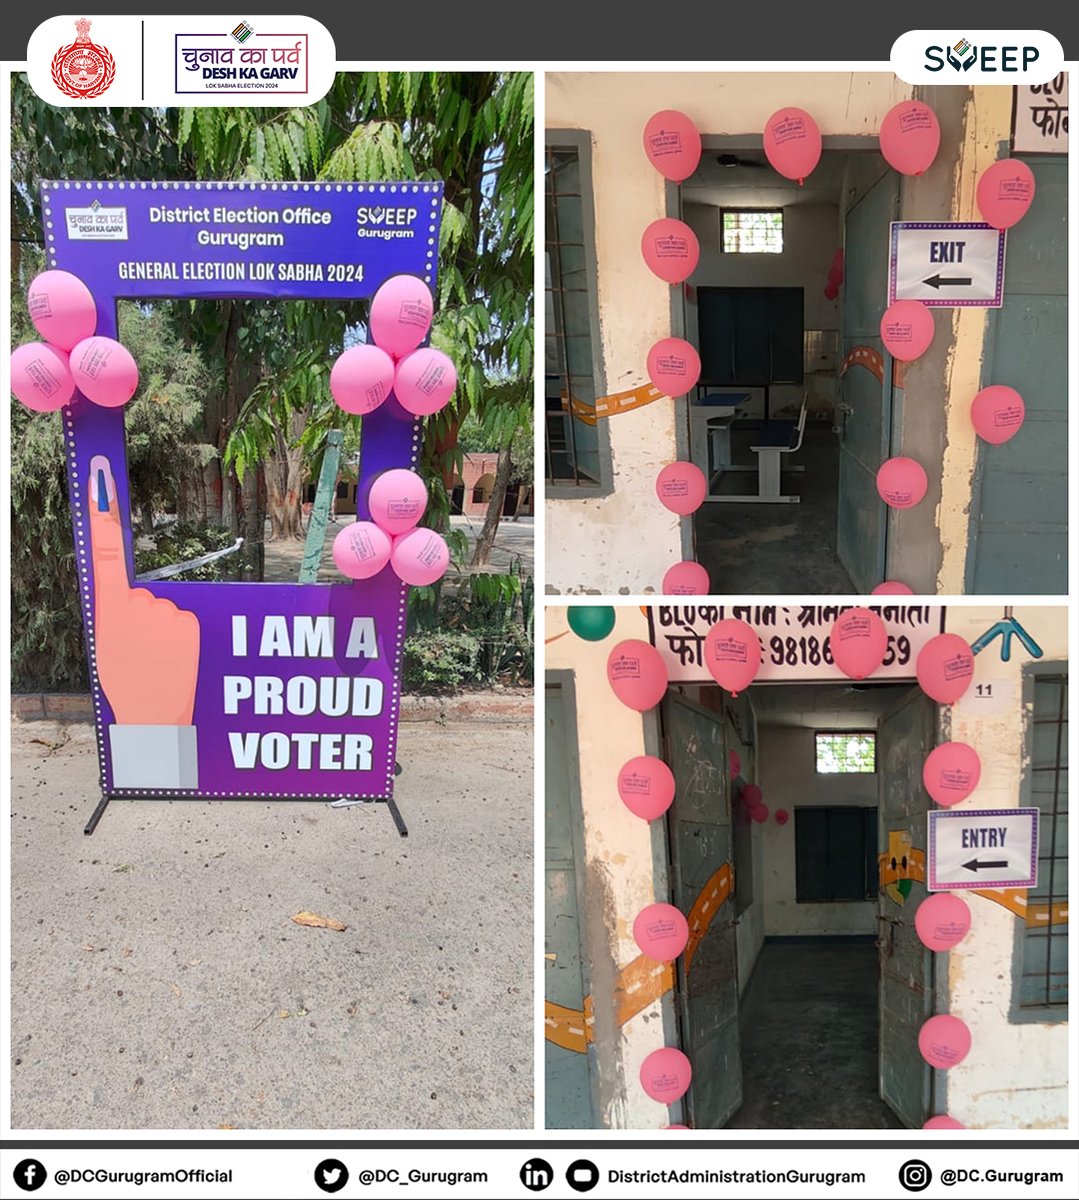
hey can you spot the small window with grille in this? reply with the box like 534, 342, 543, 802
721, 209, 784, 254
815, 732, 876, 774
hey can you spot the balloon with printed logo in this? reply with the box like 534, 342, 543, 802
633, 902, 689, 962
915, 894, 972, 952
662, 560, 711, 595
880, 300, 935, 361
332, 521, 392, 581
369, 274, 434, 358
916, 634, 975, 705
729, 750, 742, 780
640, 1047, 692, 1104
872, 581, 915, 596
393, 346, 457, 416
390, 527, 450, 587
330, 344, 396, 416
617, 756, 676, 822
879, 100, 941, 176
740, 783, 762, 812
68, 336, 138, 408
27, 269, 97, 350
606, 639, 669, 711
641, 218, 700, 284
567, 606, 617, 642
829, 607, 888, 680
655, 462, 707, 516
876, 457, 928, 509
922, 742, 981, 806
10, 342, 75, 412
703, 618, 760, 698
971, 385, 1025, 445
647, 337, 701, 398
763, 107, 822, 185
642, 110, 702, 182
976, 159, 1036, 230
367, 469, 428, 536
923, 1116, 966, 1130
918, 1014, 971, 1069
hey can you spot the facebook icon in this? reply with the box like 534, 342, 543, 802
14, 1159, 47, 1192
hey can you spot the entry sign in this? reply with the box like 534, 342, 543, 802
889, 221, 1006, 308
928, 808, 1038, 891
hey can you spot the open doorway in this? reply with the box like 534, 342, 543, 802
662, 677, 936, 1128
680, 147, 899, 593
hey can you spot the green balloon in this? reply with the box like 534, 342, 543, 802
567, 606, 616, 642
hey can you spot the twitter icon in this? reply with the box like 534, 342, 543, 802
314, 1158, 349, 1193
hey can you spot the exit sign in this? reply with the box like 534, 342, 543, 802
888, 221, 1007, 308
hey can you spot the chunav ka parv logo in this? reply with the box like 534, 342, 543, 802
51, 19, 117, 99
176, 24, 308, 94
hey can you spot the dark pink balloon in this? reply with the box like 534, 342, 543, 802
750, 803, 769, 823
763, 108, 821, 184
639, 1047, 692, 1103
918, 1014, 972, 1069
881, 300, 935, 362
774, 808, 790, 826
923, 742, 981, 806
655, 462, 707, 516
971, 385, 1025, 445
641, 218, 700, 284
830, 607, 888, 680
976, 159, 1035, 230
617, 756, 676, 822
872, 581, 915, 595
607, 639, 669, 711
740, 784, 762, 810
823, 280, 839, 301
879, 100, 941, 176
915, 894, 972, 952
729, 750, 742, 780
633, 902, 689, 962
662, 560, 711, 595
643, 110, 702, 182
923, 1115, 966, 1129
647, 337, 701, 398
704, 619, 760, 698
917, 634, 975, 705
876, 457, 928, 509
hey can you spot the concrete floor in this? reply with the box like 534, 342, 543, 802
726, 939, 904, 1129
694, 423, 855, 594
9, 717, 533, 1130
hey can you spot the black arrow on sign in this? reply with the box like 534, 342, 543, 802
962, 858, 1009, 872
924, 273, 973, 289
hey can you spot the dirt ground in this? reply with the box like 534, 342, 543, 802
8, 714, 533, 1130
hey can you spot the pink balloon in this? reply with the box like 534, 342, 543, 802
394, 347, 457, 417
27, 269, 97, 350
10, 342, 75, 412
704, 619, 760, 698
763, 108, 822, 184
606, 639, 669, 711
750, 803, 769, 823
872, 581, 915, 595
369, 274, 434, 358
976, 159, 1036, 230
740, 784, 762, 810
879, 100, 941, 176
641, 219, 700, 284
633, 902, 689, 962
830, 607, 888, 680
390, 527, 450, 587
918, 1014, 972, 1070
662, 560, 711, 595
642, 110, 702, 182
647, 338, 701, 398
617, 755, 676, 822
923, 742, 981, 806
330, 344, 396, 416
774, 808, 790, 826
639, 1047, 692, 1103
332, 521, 392, 580
729, 750, 741, 779
655, 462, 707, 516
915, 894, 972, 952
367, 469, 428, 536
923, 1115, 966, 1130
971, 385, 1025, 445
881, 300, 935, 362
876, 457, 928, 509
68, 336, 138, 408
916, 634, 975, 704
663, 1124, 690, 1130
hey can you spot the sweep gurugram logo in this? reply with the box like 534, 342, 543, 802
355, 203, 420, 240
891, 29, 1064, 84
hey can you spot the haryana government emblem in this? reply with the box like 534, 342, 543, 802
51, 19, 117, 99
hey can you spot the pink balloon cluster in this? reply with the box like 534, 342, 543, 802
330, 275, 456, 420
740, 783, 769, 823
332, 468, 447, 587
10, 270, 140, 412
